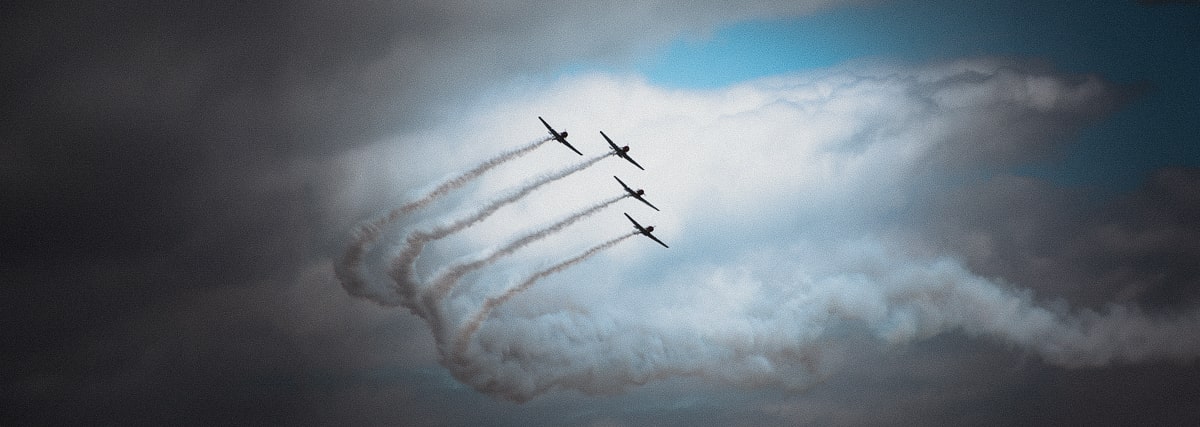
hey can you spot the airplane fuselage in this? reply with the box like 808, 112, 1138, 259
613, 175, 659, 211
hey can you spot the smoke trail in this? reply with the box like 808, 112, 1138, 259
387, 153, 613, 311
442, 241, 1200, 402
843, 257, 1200, 368
336, 136, 552, 304
422, 194, 630, 308
452, 232, 638, 363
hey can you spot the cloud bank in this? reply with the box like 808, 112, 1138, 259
342, 57, 1199, 402
10, 1, 1198, 424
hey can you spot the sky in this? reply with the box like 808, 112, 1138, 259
4, 0, 1200, 425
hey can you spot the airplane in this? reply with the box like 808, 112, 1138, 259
600, 131, 644, 170
624, 212, 668, 248
614, 176, 660, 211
538, 116, 583, 156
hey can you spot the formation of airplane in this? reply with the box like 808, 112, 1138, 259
539, 116, 583, 156
535, 116, 669, 249
601, 131, 644, 170
625, 213, 668, 248
614, 176, 659, 211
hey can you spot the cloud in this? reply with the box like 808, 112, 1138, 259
902, 167, 1200, 309
7, 1, 1199, 424
335, 57, 1199, 403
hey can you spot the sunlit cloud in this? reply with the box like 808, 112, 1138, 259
338, 58, 1198, 402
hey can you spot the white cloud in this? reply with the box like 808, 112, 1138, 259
336, 57, 1197, 401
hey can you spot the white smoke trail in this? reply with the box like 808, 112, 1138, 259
387, 153, 613, 312
451, 232, 638, 364
336, 136, 552, 303
422, 194, 630, 308
440, 242, 1200, 402
841, 257, 1200, 368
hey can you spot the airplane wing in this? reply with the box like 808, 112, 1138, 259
538, 116, 556, 134
624, 212, 643, 230
644, 231, 669, 248
561, 139, 583, 156
637, 196, 659, 211
602, 131, 644, 170
602, 130, 621, 152
622, 154, 645, 171
614, 175, 635, 193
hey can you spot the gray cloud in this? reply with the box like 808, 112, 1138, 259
903, 168, 1200, 309
6, 1, 1200, 425
4, 1, 862, 424
323, 59, 1199, 412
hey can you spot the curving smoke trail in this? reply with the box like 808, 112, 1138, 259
436, 241, 1200, 402
422, 194, 630, 309
387, 153, 613, 312
451, 232, 639, 363
330, 67, 1200, 406
336, 153, 1200, 404
336, 136, 553, 303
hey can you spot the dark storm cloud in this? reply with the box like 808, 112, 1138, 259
6, 1, 1198, 425
904, 168, 1200, 310
313, 61, 1200, 421
3, 1, 859, 424
2, 0, 853, 274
